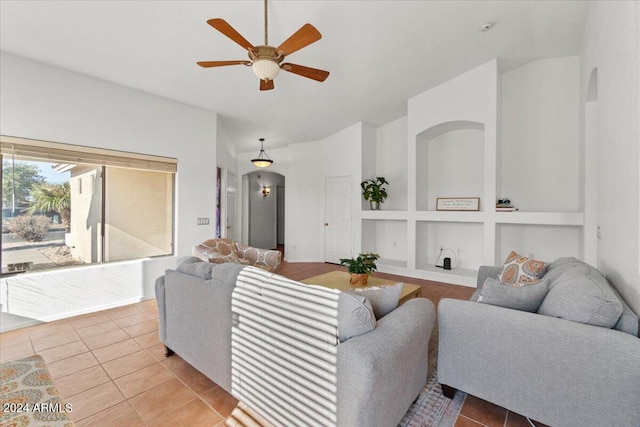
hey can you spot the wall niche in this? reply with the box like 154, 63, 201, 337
416, 120, 485, 211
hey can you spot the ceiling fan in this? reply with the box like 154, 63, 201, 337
197, 0, 330, 91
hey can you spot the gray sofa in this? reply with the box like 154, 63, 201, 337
438, 257, 640, 427
156, 257, 436, 427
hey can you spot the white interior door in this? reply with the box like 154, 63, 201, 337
324, 176, 352, 264
226, 171, 237, 241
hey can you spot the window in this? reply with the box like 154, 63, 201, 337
1, 136, 176, 274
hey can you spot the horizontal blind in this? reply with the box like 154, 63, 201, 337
232, 267, 340, 427
1, 135, 177, 173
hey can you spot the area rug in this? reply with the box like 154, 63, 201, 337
398, 372, 466, 427
0, 354, 76, 427
226, 374, 465, 427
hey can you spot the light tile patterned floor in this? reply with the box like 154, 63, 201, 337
0, 261, 547, 426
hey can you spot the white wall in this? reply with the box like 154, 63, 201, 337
408, 60, 498, 268
500, 57, 580, 211
0, 52, 220, 328
286, 124, 363, 262
581, 1, 640, 312
237, 124, 363, 262
376, 116, 408, 210
216, 122, 238, 174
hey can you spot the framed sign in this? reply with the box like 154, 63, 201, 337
436, 197, 480, 211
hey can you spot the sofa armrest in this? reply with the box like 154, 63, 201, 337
438, 298, 640, 427
476, 265, 501, 288
337, 298, 436, 427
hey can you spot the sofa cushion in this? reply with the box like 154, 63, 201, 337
544, 258, 638, 336
479, 277, 550, 312
498, 251, 548, 287
541, 256, 583, 285
538, 263, 624, 328
176, 256, 217, 280
338, 292, 376, 342
346, 283, 403, 319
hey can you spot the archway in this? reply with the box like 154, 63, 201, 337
243, 170, 285, 251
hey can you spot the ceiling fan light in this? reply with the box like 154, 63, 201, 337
252, 59, 280, 80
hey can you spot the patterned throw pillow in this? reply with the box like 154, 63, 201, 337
498, 251, 548, 287
208, 252, 251, 265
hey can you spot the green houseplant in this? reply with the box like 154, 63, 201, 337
339, 252, 380, 285
361, 176, 389, 210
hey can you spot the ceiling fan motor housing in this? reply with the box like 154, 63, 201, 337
249, 45, 283, 80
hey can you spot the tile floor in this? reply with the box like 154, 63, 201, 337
0, 261, 546, 427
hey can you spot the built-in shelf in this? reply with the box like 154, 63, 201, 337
377, 258, 407, 268
414, 264, 478, 287
414, 211, 485, 223
494, 211, 583, 226
359, 58, 584, 288
360, 210, 409, 220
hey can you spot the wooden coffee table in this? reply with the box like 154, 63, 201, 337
300, 270, 422, 305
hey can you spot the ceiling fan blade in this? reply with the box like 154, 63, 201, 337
197, 60, 251, 68
260, 79, 275, 91
281, 63, 329, 82
276, 23, 322, 57
207, 18, 254, 51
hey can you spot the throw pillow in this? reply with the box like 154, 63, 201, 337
177, 256, 216, 280
498, 251, 548, 287
208, 252, 251, 265
337, 292, 376, 342
346, 283, 403, 319
479, 277, 550, 312
537, 263, 623, 328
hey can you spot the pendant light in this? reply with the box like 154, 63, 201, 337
252, 138, 273, 168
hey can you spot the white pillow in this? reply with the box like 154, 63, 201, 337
346, 283, 403, 319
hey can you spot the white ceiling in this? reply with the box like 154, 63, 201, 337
0, 1, 588, 152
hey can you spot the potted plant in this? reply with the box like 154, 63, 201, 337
361, 176, 389, 210
339, 252, 380, 285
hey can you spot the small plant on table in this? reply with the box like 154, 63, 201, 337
339, 252, 380, 285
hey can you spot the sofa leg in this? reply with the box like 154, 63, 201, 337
164, 346, 174, 357
441, 384, 457, 399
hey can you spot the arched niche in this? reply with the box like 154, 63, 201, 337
416, 120, 485, 211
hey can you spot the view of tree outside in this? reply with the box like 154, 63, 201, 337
26, 182, 71, 231
1, 160, 46, 213
2, 159, 77, 273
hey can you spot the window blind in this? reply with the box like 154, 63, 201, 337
1, 135, 177, 173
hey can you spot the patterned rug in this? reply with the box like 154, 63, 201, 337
398, 372, 466, 427
0, 354, 76, 427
